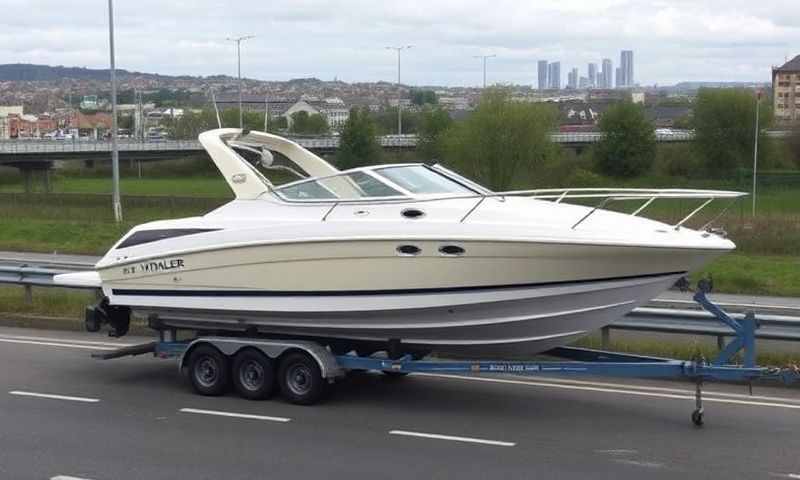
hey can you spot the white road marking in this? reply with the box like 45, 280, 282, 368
499, 375, 800, 404
417, 373, 800, 410
613, 459, 665, 469
0, 334, 134, 347
769, 473, 800, 479
0, 337, 120, 350
10, 391, 99, 403
51, 476, 96, 480
389, 429, 515, 447
595, 449, 638, 456
179, 408, 291, 423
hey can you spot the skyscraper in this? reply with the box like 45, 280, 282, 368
620, 50, 634, 87
588, 63, 597, 88
548, 62, 561, 89
537, 60, 549, 90
601, 58, 612, 89
615, 67, 621, 88
567, 68, 578, 89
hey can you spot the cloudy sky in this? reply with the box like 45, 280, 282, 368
1, 0, 798, 87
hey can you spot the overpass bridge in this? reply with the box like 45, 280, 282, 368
0, 131, 701, 167
1, 130, 790, 182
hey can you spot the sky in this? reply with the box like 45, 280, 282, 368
1, 0, 798, 87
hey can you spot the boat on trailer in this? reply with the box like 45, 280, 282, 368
57, 128, 744, 357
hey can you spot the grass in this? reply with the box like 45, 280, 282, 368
0, 173, 234, 198
0, 286, 95, 318
691, 254, 800, 297
574, 336, 800, 368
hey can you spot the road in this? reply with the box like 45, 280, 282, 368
0, 326, 798, 480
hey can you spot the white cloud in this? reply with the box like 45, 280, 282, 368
0, 0, 797, 86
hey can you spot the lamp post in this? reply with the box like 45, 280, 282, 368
227, 35, 255, 129
386, 45, 412, 135
107, 0, 122, 222
473, 54, 496, 88
752, 90, 762, 217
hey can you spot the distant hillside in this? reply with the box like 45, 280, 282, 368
0, 63, 215, 82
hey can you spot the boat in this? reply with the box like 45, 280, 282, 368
55, 128, 745, 357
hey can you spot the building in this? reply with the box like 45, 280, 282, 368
615, 67, 622, 89
773, 54, 800, 124
537, 60, 549, 90
283, 98, 350, 129
620, 50, 634, 87
0, 105, 24, 139
588, 63, 598, 88
567, 68, 578, 89
601, 58, 613, 89
548, 62, 561, 90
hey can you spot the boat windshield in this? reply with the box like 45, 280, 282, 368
272, 165, 479, 201
373, 165, 475, 195
274, 170, 405, 201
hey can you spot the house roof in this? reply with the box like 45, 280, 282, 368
775, 54, 800, 72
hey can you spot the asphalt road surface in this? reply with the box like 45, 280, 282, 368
0, 326, 798, 480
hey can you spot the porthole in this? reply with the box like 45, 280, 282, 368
401, 208, 425, 219
439, 245, 465, 256
396, 245, 422, 256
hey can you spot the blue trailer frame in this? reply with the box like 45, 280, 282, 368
101, 283, 799, 426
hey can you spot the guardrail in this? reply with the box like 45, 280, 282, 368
1, 263, 799, 346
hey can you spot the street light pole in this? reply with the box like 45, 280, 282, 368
386, 45, 412, 135
752, 91, 762, 216
473, 54, 496, 88
107, 0, 122, 222
227, 35, 255, 130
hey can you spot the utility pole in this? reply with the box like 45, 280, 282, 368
386, 45, 412, 135
227, 35, 255, 130
752, 91, 762, 216
108, 0, 122, 222
473, 54, 496, 88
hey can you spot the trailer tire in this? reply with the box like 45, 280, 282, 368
187, 344, 230, 396
232, 349, 276, 400
278, 352, 325, 405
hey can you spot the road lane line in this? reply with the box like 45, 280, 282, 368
179, 408, 291, 423
0, 338, 118, 350
0, 334, 135, 347
10, 391, 99, 403
51, 476, 96, 480
482, 375, 800, 405
389, 429, 515, 447
417, 373, 800, 410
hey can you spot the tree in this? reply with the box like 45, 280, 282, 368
411, 89, 438, 106
290, 111, 329, 135
439, 88, 559, 190
417, 107, 452, 161
788, 125, 800, 169
693, 88, 773, 173
371, 107, 421, 135
167, 109, 274, 139
337, 107, 382, 169
594, 102, 656, 178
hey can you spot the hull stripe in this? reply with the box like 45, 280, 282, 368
112, 270, 686, 297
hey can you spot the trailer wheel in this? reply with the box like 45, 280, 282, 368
232, 349, 276, 400
278, 352, 325, 405
187, 344, 230, 396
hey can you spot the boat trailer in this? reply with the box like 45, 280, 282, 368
93, 281, 799, 426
